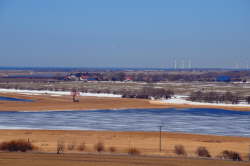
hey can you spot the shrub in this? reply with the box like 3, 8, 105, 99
77, 142, 86, 151
57, 140, 65, 154
174, 145, 187, 156
121, 87, 174, 99
222, 150, 242, 161
189, 91, 241, 104
67, 142, 75, 151
0, 139, 34, 152
109, 146, 116, 153
94, 142, 105, 152
196, 146, 211, 158
127, 147, 140, 155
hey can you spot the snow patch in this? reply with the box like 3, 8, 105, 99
160, 95, 250, 107
0, 88, 121, 98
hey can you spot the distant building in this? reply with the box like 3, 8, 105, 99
124, 76, 133, 82
216, 76, 231, 82
87, 78, 97, 81
80, 75, 89, 81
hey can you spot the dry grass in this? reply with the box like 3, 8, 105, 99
67, 142, 76, 151
0, 93, 171, 112
0, 130, 250, 160
1, 92, 250, 112
77, 142, 86, 151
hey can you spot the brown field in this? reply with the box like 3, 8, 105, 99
0, 152, 249, 166
0, 92, 250, 111
0, 93, 169, 111
0, 130, 250, 160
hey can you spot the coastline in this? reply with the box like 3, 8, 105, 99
0, 91, 250, 112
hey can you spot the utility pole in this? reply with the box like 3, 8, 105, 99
248, 145, 250, 161
159, 125, 162, 152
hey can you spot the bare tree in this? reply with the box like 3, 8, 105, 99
71, 88, 80, 102
57, 140, 65, 154
246, 96, 250, 104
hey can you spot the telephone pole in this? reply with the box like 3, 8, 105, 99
159, 125, 162, 152
248, 145, 250, 160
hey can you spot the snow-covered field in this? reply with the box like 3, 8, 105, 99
0, 88, 122, 98
161, 95, 250, 107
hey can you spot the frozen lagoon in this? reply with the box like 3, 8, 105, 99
0, 108, 249, 137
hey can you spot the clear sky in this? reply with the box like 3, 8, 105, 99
0, 0, 249, 68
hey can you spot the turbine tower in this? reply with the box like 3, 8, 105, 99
188, 60, 192, 69
174, 60, 177, 69
181, 60, 185, 69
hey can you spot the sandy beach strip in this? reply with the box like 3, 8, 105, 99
0, 92, 171, 112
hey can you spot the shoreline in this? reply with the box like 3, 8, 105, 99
1, 129, 249, 140
0, 128, 248, 138
0, 92, 250, 112
4, 106, 250, 112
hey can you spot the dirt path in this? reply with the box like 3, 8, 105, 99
0, 152, 249, 166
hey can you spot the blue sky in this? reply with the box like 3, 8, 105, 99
0, 0, 249, 68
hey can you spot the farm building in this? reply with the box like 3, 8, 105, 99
216, 76, 231, 82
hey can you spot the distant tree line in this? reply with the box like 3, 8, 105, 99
1, 70, 250, 83
246, 96, 250, 104
189, 91, 246, 104
100, 70, 250, 82
121, 87, 174, 99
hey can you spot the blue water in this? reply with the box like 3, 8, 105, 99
0, 96, 33, 102
0, 108, 249, 137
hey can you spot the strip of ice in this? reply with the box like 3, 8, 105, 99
0, 88, 122, 98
